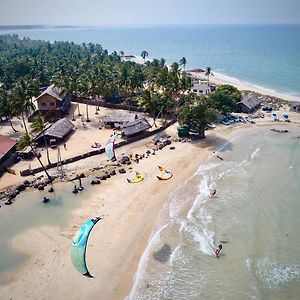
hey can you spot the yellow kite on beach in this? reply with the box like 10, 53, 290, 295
127, 172, 145, 183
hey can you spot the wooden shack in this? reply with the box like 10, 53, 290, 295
34, 84, 71, 120
103, 113, 138, 128
237, 96, 261, 113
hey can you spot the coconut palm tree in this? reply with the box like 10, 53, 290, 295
141, 50, 149, 63
13, 77, 39, 134
179, 57, 187, 70
0, 87, 18, 132
17, 132, 52, 181
31, 115, 51, 164
205, 67, 212, 91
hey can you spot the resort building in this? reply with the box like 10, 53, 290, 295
0, 135, 16, 172
120, 55, 136, 62
120, 118, 151, 138
237, 95, 261, 113
290, 102, 300, 112
34, 84, 71, 120
191, 83, 210, 95
103, 113, 138, 128
34, 118, 74, 145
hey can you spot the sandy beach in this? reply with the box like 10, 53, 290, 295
0, 118, 253, 300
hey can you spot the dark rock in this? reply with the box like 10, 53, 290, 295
146, 150, 151, 155
48, 187, 54, 193
79, 173, 85, 178
126, 161, 131, 165
170, 146, 175, 150
105, 174, 111, 179
43, 197, 50, 203
5, 199, 13, 205
99, 175, 106, 180
23, 180, 30, 186
165, 139, 171, 145
120, 155, 130, 164
110, 170, 116, 176
119, 168, 126, 174
38, 185, 45, 191
17, 184, 26, 192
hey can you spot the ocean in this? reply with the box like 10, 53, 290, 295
1, 25, 300, 97
128, 125, 300, 300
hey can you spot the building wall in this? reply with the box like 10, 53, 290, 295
36, 94, 59, 111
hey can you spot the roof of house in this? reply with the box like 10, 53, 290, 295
35, 118, 74, 140
121, 118, 151, 136
238, 96, 261, 110
103, 113, 137, 124
0, 135, 16, 160
35, 84, 64, 102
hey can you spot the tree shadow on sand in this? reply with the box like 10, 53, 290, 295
191, 134, 234, 153
153, 243, 172, 263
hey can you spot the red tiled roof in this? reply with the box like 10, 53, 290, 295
0, 135, 16, 160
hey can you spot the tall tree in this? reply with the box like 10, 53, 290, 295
30, 115, 51, 164
179, 57, 187, 70
0, 87, 18, 132
17, 132, 52, 181
179, 93, 217, 138
205, 67, 212, 89
141, 50, 149, 63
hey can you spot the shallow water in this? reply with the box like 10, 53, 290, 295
129, 125, 300, 300
0, 178, 91, 275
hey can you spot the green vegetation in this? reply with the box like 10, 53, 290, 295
0, 34, 241, 141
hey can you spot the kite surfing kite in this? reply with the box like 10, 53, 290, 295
157, 166, 173, 180
127, 172, 145, 183
70, 216, 103, 277
105, 133, 122, 161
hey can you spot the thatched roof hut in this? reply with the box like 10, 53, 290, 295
103, 113, 138, 128
0, 135, 16, 162
121, 118, 151, 137
237, 96, 261, 113
35, 118, 74, 143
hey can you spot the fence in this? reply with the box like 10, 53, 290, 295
20, 119, 176, 177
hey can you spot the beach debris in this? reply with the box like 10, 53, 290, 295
217, 155, 224, 161
153, 243, 172, 263
71, 216, 103, 277
270, 128, 288, 133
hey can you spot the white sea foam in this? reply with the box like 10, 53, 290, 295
256, 257, 300, 289
251, 147, 260, 160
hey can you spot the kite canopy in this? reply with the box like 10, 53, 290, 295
157, 166, 173, 180
127, 172, 145, 183
105, 133, 122, 161
70, 216, 103, 277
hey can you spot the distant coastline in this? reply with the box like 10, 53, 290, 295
0, 25, 78, 31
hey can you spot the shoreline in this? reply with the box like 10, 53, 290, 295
0, 123, 249, 299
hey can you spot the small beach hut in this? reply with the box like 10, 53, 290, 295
120, 118, 151, 138
0, 135, 16, 171
237, 96, 261, 113
34, 118, 74, 144
103, 113, 138, 128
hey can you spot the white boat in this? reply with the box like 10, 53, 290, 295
283, 113, 290, 122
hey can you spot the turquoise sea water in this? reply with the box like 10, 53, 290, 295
2, 25, 300, 96
128, 125, 300, 300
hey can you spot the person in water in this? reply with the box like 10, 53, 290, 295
214, 244, 222, 257
210, 189, 217, 197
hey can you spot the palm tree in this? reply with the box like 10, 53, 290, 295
141, 50, 149, 63
179, 57, 187, 70
31, 115, 51, 164
13, 77, 39, 134
205, 67, 212, 91
17, 132, 52, 181
0, 87, 18, 132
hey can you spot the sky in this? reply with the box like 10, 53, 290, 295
0, 0, 299, 26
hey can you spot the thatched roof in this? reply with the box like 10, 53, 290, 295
121, 118, 151, 136
35, 118, 74, 140
103, 113, 137, 124
0, 135, 16, 160
35, 84, 64, 102
238, 96, 261, 110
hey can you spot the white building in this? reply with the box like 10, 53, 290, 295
191, 83, 210, 95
